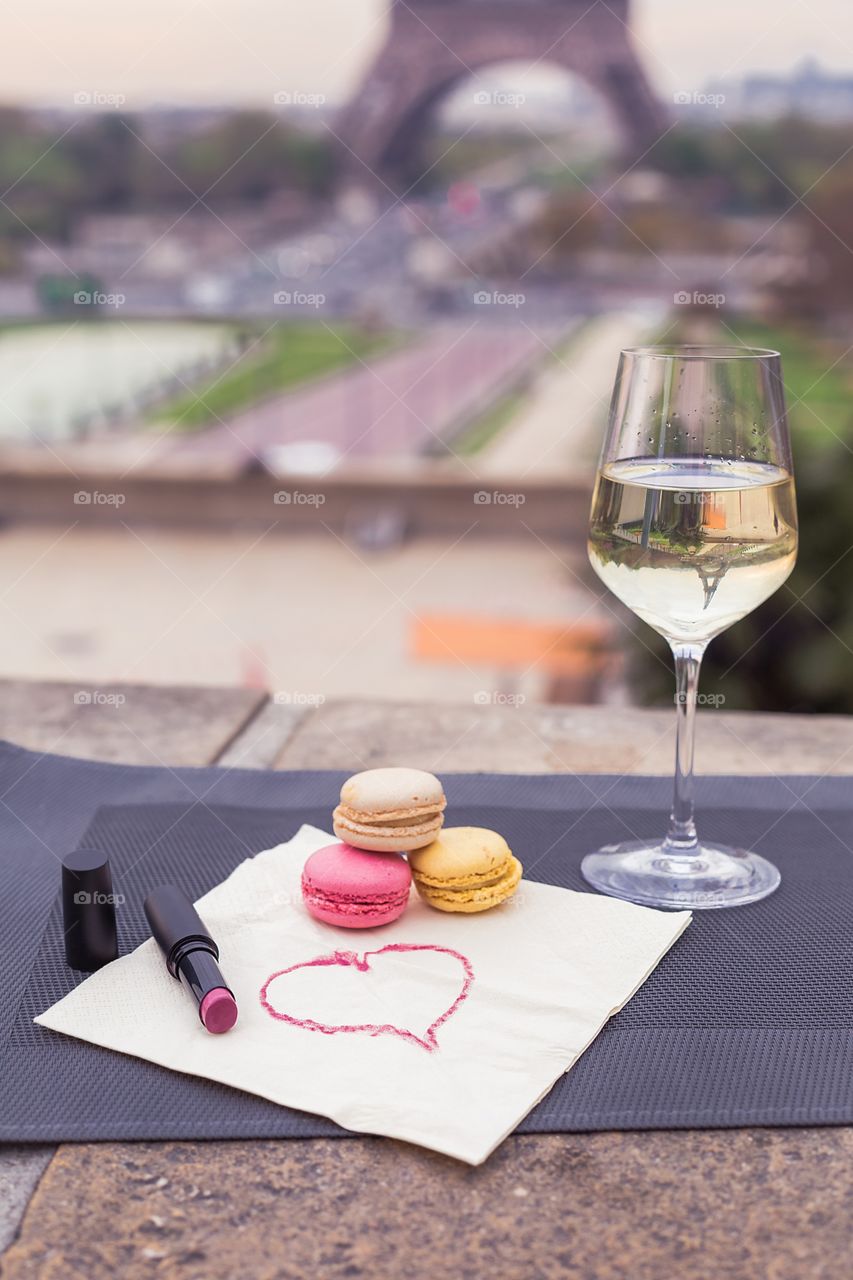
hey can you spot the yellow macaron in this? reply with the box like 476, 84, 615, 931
408, 826, 522, 913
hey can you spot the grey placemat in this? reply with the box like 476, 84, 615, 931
0, 738, 851, 1140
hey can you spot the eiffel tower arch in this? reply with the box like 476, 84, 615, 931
337, 0, 668, 185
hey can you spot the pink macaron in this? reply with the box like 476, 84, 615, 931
301, 842, 412, 929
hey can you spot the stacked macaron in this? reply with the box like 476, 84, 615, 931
408, 827, 522, 914
301, 766, 523, 929
333, 767, 446, 852
301, 843, 413, 929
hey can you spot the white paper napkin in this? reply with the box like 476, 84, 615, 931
36, 825, 690, 1164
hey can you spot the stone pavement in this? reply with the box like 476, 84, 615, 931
479, 306, 663, 480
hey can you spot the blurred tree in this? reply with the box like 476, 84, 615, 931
523, 192, 738, 268
0, 110, 86, 242
66, 114, 144, 210
0, 107, 336, 266
528, 190, 604, 262
773, 174, 853, 320
649, 118, 853, 214
651, 124, 791, 211
168, 113, 334, 202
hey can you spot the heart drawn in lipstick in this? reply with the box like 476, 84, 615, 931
259, 943, 475, 1052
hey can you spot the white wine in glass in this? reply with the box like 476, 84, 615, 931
589, 458, 797, 644
582, 347, 798, 909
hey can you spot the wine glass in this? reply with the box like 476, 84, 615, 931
582, 345, 798, 909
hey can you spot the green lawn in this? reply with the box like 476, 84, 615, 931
153, 322, 399, 429
702, 318, 853, 450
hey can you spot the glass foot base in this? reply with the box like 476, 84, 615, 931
581, 840, 781, 910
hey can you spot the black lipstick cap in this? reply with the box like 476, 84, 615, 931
62, 848, 119, 971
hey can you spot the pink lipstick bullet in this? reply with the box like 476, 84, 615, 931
144, 885, 238, 1034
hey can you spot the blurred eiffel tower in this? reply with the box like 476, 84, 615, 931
337, 0, 668, 185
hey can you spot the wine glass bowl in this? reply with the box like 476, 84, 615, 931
581, 346, 798, 909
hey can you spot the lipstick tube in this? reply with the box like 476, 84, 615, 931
144, 884, 238, 1034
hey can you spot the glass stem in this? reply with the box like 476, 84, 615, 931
663, 642, 706, 857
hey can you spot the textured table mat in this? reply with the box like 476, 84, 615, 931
0, 739, 851, 1141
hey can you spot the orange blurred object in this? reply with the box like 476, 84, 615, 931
411, 614, 615, 683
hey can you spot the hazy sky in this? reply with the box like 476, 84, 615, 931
2, 0, 851, 107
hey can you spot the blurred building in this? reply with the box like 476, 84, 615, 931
710, 59, 853, 122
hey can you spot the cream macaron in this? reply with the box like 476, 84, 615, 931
333, 767, 446, 853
